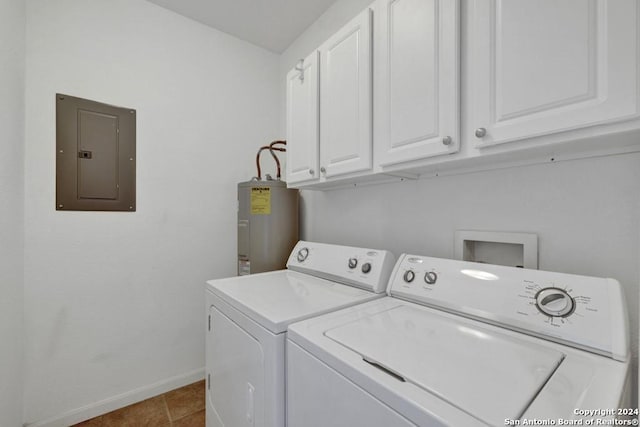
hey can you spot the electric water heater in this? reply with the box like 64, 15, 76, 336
237, 179, 298, 275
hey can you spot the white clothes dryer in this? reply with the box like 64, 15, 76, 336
204, 241, 395, 427
287, 254, 630, 426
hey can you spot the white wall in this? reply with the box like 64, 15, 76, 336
281, 0, 640, 408
299, 153, 640, 297
0, 0, 25, 426
23, 0, 280, 425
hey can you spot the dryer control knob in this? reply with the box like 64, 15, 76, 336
348, 258, 358, 269
535, 288, 575, 317
403, 270, 415, 283
361, 262, 372, 274
424, 271, 438, 285
297, 247, 309, 262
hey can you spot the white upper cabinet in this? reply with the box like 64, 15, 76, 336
469, 0, 640, 148
285, 0, 640, 189
286, 51, 320, 185
374, 0, 460, 167
319, 7, 373, 179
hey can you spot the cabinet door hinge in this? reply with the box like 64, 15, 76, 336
207, 373, 211, 390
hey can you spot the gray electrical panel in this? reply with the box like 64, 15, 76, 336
56, 93, 136, 211
237, 180, 299, 275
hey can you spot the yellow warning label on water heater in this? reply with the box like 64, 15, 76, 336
251, 187, 271, 215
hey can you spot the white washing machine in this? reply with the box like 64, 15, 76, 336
205, 241, 396, 427
287, 254, 630, 426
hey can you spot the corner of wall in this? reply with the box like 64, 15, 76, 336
0, 0, 26, 425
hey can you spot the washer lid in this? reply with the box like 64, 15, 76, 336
325, 305, 565, 426
207, 270, 378, 334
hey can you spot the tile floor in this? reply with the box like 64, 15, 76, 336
71, 380, 205, 427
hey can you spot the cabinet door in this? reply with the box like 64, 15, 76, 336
470, 0, 639, 147
319, 7, 373, 178
286, 51, 320, 184
375, 0, 460, 167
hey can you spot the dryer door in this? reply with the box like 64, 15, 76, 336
207, 305, 264, 427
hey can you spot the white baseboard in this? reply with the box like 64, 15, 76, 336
24, 368, 205, 427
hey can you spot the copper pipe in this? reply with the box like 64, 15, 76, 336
255, 141, 286, 180
269, 140, 287, 179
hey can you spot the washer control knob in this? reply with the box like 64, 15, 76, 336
403, 270, 415, 283
297, 247, 309, 262
348, 258, 358, 269
424, 271, 438, 285
361, 262, 372, 274
535, 288, 575, 317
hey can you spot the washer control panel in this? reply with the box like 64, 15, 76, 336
287, 241, 396, 293
389, 254, 628, 361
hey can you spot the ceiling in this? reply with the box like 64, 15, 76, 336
146, 0, 339, 53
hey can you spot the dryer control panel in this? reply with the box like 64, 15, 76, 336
286, 241, 396, 293
388, 254, 629, 361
